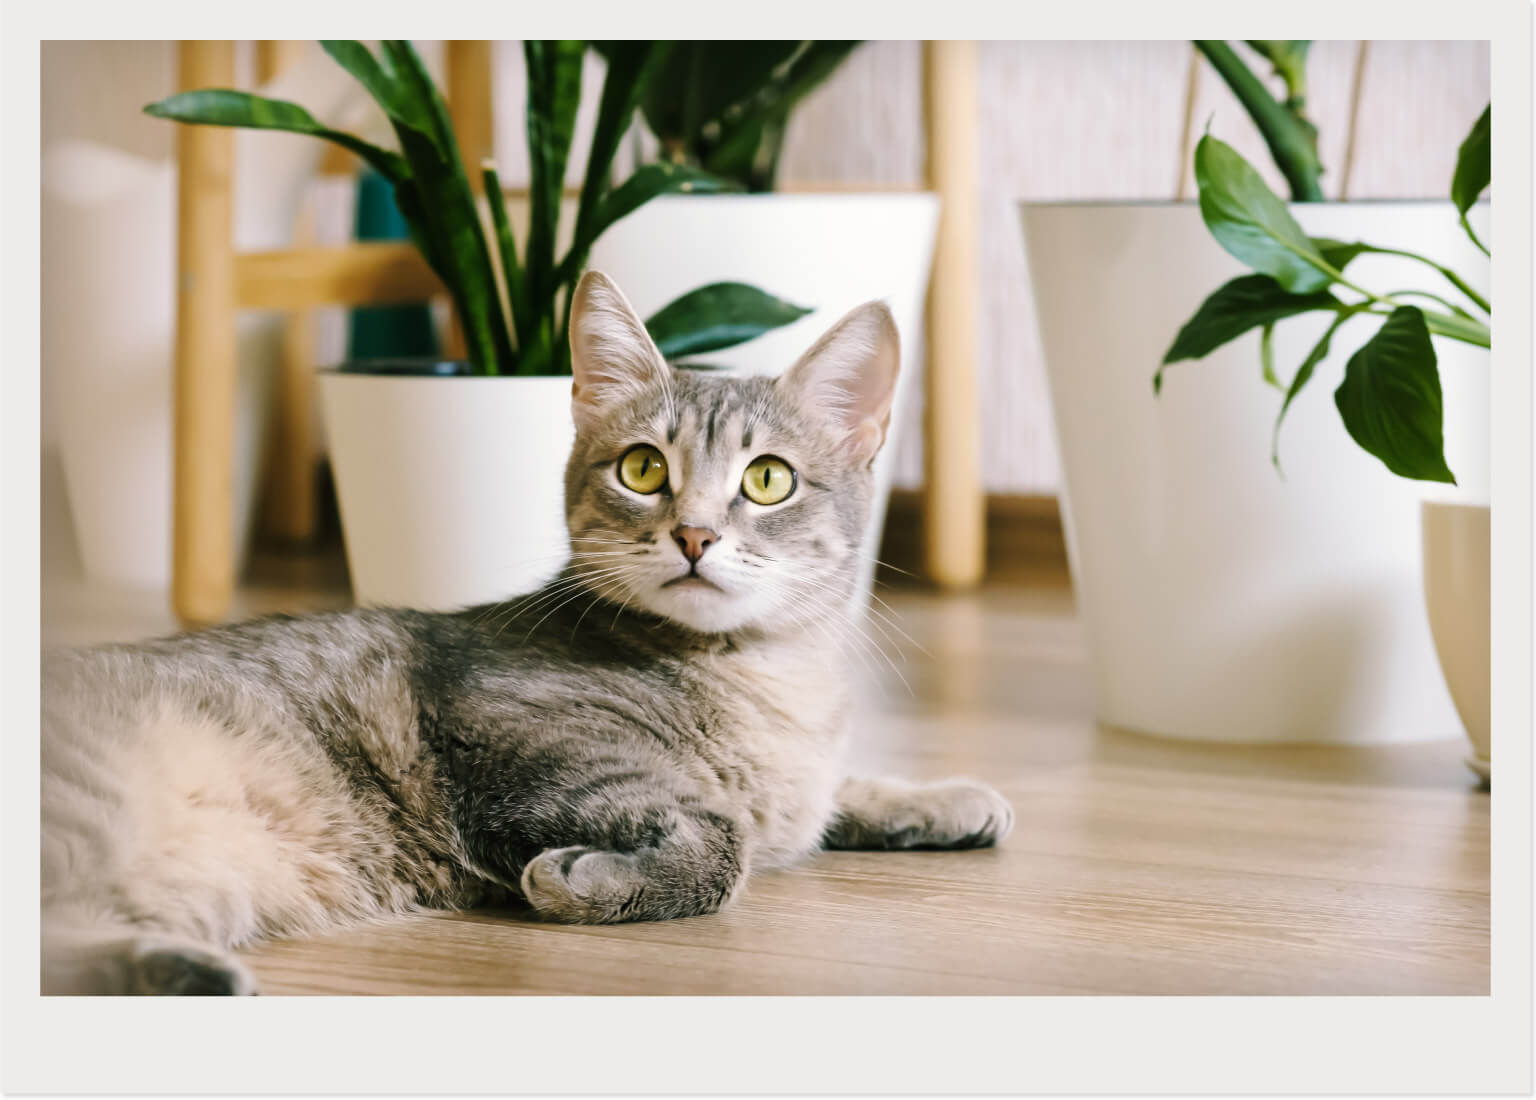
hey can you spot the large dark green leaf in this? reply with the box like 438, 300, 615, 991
1156, 274, 1338, 390
1452, 104, 1490, 216
143, 89, 408, 182
556, 162, 742, 287
646, 282, 811, 359
524, 41, 586, 321
1333, 306, 1455, 483
1270, 306, 1365, 471
1194, 135, 1332, 293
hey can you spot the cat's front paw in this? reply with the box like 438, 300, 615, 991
520, 846, 645, 924
916, 780, 1015, 849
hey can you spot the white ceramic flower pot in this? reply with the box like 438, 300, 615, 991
587, 193, 940, 609
1021, 202, 1489, 744
320, 370, 575, 611
1422, 500, 1491, 780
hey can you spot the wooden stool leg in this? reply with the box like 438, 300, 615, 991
440, 40, 495, 361
921, 40, 986, 589
172, 40, 238, 626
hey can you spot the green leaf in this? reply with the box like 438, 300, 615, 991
556, 162, 742, 287
524, 40, 586, 325
1451, 104, 1490, 216
1310, 237, 1490, 315
1270, 306, 1365, 471
1260, 323, 1280, 389
1193, 44, 1323, 202
1194, 134, 1333, 292
1333, 306, 1455, 483
143, 89, 408, 182
645, 282, 811, 359
1311, 237, 1370, 272
379, 41, 512, 375
482, 163, 530, 365
319, 41, 441, 158
1156, 274, 1338, 390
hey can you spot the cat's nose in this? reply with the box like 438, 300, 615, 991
672, 525, 719, 565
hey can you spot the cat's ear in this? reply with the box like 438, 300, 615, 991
568, 271, 670, 427
778, 300, 900, 465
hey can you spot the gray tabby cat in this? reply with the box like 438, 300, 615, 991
40, 272, 1013, 996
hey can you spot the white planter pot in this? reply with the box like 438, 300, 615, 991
1021, 202, 1488, 744
320, 370, 574, 611
1422, 500, 1491, 780
587, 193, 940, 609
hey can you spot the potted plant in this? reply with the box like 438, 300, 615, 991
146, 40, 813, 610
582, 42, 941, 605
1020, 41, 1490, 751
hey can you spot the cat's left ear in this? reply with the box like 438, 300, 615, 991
778, 301, 900, 465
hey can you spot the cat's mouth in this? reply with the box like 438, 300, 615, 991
661, 572, 724, 592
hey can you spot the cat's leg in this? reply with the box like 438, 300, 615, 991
820, 777, 1015, 850
517, 800, 747, 925
41, 916, 258, 996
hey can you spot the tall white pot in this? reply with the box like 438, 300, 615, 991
1021, 202, 1489, 744
588, 193, 940, 609
320, 372, 575, 611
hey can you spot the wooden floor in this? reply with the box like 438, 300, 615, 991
41, 549, 1490, 996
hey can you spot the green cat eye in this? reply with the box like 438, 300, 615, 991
741, 455, 796, 506
618, 445, 668, 494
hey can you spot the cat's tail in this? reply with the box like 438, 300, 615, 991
41, 909, 258, 996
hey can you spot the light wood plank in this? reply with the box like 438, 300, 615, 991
234, 242, 442, 310
172, 40, 238, 627
921, 40, 986, 589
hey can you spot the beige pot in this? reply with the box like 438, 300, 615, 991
1422, 500, 1491, 782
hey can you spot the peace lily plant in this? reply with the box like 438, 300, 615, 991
1157, 64, 1491, 484
145, 40, 812, 377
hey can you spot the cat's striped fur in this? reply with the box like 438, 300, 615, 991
40, 273, 1013, 995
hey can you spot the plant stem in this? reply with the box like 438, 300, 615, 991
1356, 243, 1490, 315
1460, 213, 1491, 258
1195, 40, 1325, 202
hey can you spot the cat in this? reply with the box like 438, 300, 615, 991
40, 271, 1014, 995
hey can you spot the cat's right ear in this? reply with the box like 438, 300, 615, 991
568, 271, 670, 428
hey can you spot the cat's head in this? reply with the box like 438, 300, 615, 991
562, 271, 900, 636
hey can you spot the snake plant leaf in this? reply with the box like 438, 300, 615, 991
1333, 306, 1454, 483
556, 162, 743, 287
481, 163, 531, 364
1270, 306, 1366, 472
1452, 105, 1491, 216
1156, 274, 1338, 390
143, 89, 409, 183
1194, 134, 1333, 293
646, 282, 812, 359
319, 41, 441, 158
568, 43, 665, 279
524, 41, 586, 319
378, 40, 513, 374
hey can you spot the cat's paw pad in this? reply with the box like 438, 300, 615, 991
129, 940, 258, 996
912, 780, 1015, 849
521, 846, 644, 924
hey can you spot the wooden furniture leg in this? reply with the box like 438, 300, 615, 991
257, 40, 319, 544
172, 40, 238, 626
440, 40, 494, 361
921, 40, 986, 589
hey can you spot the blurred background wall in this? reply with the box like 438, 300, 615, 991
40, 40, 1490, 523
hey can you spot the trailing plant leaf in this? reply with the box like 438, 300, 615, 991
1270, 306, 1366, 472
1194, 135, 1333, 293
1260, 323, 1279, 389
1194, 41, 1323, 202
1333, 306, 1455, 483
524, 40, 586, 327
1451, 104, 1491, 256
143, 89, 408, 182
646, 282, 811, 359
1311, 237, 1490, 315
1157, 273, 1337, 390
